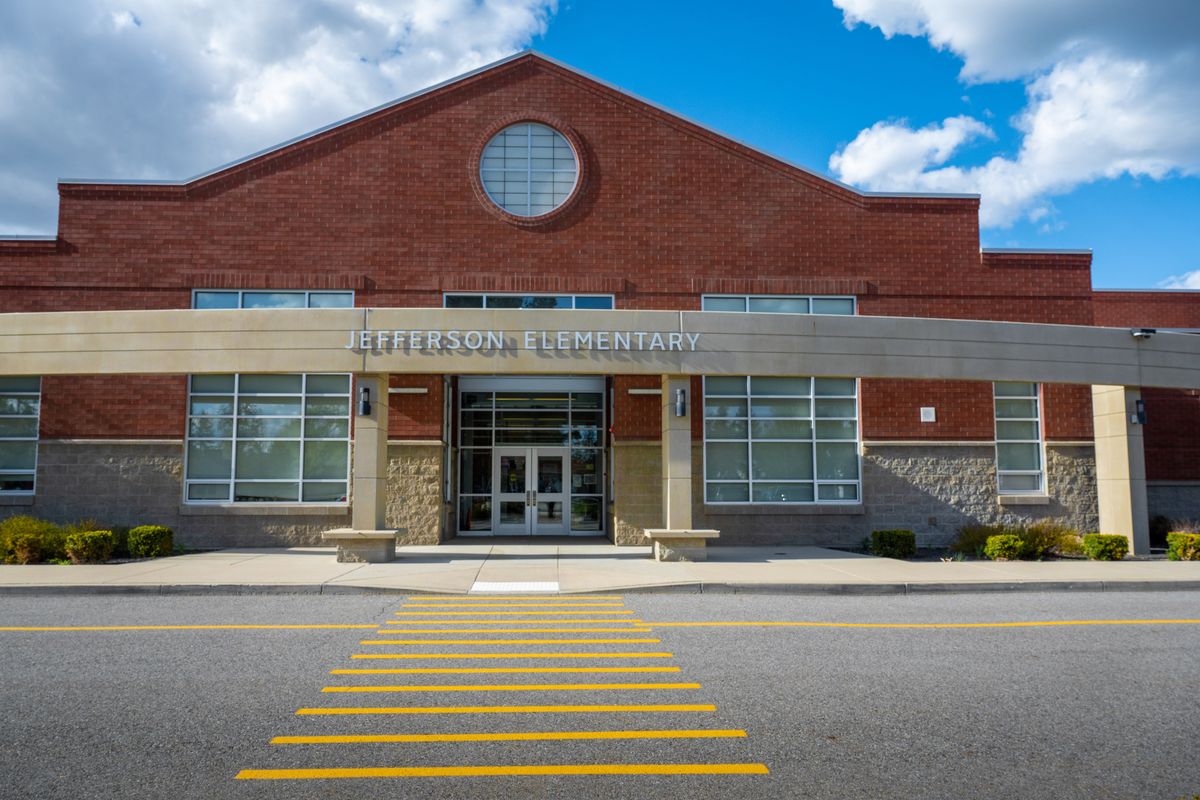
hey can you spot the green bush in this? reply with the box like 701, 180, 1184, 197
1020, 519, 1078, 560
1082, 534, 1129, 561
983, 534, 1024, 561
0, 516, 66, 564
1166, 532, 1200, 561
127, 525, 173, 559
65, 530, 116, 564
870, 529, 917, 559
951, 524, 1012, 557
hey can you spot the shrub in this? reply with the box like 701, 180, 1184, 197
870, 529, 916, 559
127, 525, 173, 559
1056, 532, 1085, 558
64, 530, 116, 564
0, 516, 66, 563
983, 534, 1024, 561
951, 524, 1012, 557
1166, 532, 1200, 561
1082, 534, 1129, 561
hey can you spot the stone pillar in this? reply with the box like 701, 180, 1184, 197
661, 375, 693, 530
1092, 385, 1150, 555
352, 373, 390, 531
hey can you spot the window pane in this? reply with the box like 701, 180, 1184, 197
996, 420, 1039, 441
0, 377, 41, 392
997, 443, 1041, 471
702, 297, 746, 312
191, 375, 235, 393
704, 399, 748, 418
753, 441, 812, 480
571, 428, 602, 448
814, 378, 856, 396
188, 418, 233, 438
461, 392, 493, 409
814, 399, 857, 418
242, 292, 305, 309
234, 482, 299, 502
495, 429, 570, 445
0, 441, 36, 470
496, 393, 569, 409
571, 392, 603, 409
571, 449, 602, 495
303, 441, 348, 480
238, 396, 303, 416
0, 396, 38, 415
304, 419, 349, 439
815, 443, 859, 480
303, 482, 348, 502
305, 397, 349, 416
574, 296, 613, 310
187, 483, 229, 501
186, 441, 231, 479
811, 298, 855, 315
750, 398, 810, 418
307, 374, 350, 393
706, 420, 748, 439
999, 474, 1042, 492
237, 418, 301, 438
752, 482, 814, 502
995, 382, 1037, 397
705, 442, 748, 480
706, 483, 749, 502
0, 419, 38, 438
749, 297, 808, 314
462, 411, 493, 428
446, 295, 484, 308
705, 377, 746, 395
307, 292, 353, 308
240, 374, 303, 394
995, 399, 1038, 419
496, 410, 569, 428
815, 420, 858, 440
194, 291, 239, 309
817, 483, 859, 501
459, 496, 492, 531
189, 396, 233, 416
460, 450, 492, 494
750, 419, 812, 439
235, 441, 300, 480
486, 295, 523, 309
460, 429, 492, 446
571, 497, 602, 530
570, 411, 603, 428
750, 377, 810, 396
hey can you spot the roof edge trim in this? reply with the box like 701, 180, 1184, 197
1094, 287, 1200, 294
0, 235, 57, 241
982, 248, 1093, 255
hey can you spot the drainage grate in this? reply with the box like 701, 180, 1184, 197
469, 581, 560, 594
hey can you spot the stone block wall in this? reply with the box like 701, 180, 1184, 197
385, 442, 445, 545
611, 442, 661, 545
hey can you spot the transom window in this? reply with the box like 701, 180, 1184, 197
994, 382, 1044, 494
193, 290, 354, 309
444, 293, 613, 310
185, 374, 351, 504
701, 295, 856, 315
704, 377, 860, 504
480, 122, 578, 217
0, 377, 40, 494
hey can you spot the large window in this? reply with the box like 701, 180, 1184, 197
445, 293, 613, 310
185, 374, 351, 504
994, 382, 1044, 494
0, 377, 39, 494
701, 295, 856, 315
703, 377, 860, 504
193, 290, 354, 309
479, 122, 579, 217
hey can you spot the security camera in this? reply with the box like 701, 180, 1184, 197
1131, 328, 1157, 339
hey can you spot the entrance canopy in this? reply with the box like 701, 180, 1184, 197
2, 307, 1199, 388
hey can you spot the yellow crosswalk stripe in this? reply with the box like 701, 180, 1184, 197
383, 619, 643, 625
236, 763, 769, 779
271, 729, 745, 744
376, 628, 652, 634
402, 603, 625, 608
321, 682, 701, 693
350, 652, 673, 660
330, 667, 682, 674
405, 596, 625, 601
361, 638, 660, 645
0, 624, 375, 632
295, 704, 717, 716
639, 619, 1200, 629
394, 611, 635, 616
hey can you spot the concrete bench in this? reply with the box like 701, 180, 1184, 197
644, 528, 720, 562
322, 528, 400, 563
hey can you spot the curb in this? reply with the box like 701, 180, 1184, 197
2, 580, 1199, 596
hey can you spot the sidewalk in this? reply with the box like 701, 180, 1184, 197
1, 541, 1198, 595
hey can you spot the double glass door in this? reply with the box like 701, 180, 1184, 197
493, 447, 568, 535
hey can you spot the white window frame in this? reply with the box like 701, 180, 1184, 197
183, 374, 352, 505
701, 295, 857, 315
442, 293, 615, 310
479, 122, 579, 217
0, 377, 40, 495
702, 376, 861, 505
190, 289, 355, 309
993, 382, 1046, 495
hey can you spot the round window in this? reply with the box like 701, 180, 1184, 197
479, 122, 578, 217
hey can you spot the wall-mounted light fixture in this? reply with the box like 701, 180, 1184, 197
359, 386, 372, 416
1131, 328, 1157, 340
674, 388, 687, 418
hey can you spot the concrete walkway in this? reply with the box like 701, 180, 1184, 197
1, 541, 1198, 595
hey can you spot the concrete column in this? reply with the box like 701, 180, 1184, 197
1092, 385, 1150, 555
661, 375, 692, 530
351, 373, 390, 531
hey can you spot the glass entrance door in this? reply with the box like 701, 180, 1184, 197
492, 447, 568, 535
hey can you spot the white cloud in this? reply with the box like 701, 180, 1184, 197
0, 0, 556, 233
828, 1, 1200, 228
1159, 271, 1200, 290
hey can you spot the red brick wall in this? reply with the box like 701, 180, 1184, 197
387, 375, 444, 440
39, 376, 186, 438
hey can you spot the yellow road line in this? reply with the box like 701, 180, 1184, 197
395, 611, 635, 616
376, 628, 652, 634
350, 652, 673, 660
361, 638, 660, 645
295, 704, 717, 716
405, 595, 625, 601
321, 682, 701, 693
236, 762, 768, 779
271, 729, 745, 744
0, 624, 376, 632
402, 603, 625, 608
638, 619, 1200, 629
384, 619, 643, 625
330, 667, 683, 674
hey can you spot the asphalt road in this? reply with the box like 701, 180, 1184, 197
0, 591, 1197, 800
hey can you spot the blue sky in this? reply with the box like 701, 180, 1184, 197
1, 0, 1197, 289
